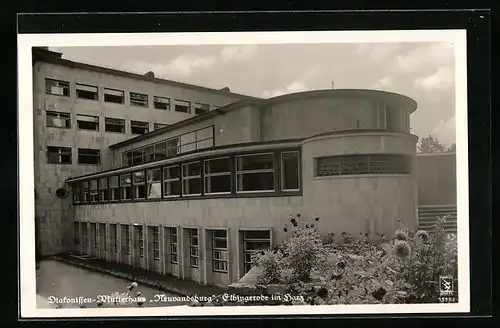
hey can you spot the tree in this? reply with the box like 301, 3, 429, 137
447, 143, 456, 153
417, 135, 448, 154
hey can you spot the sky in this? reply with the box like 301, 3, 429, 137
51, 42, 456, 146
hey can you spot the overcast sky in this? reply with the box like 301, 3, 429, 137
51, 42, 456, 146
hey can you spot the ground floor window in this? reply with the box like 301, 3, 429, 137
110, 224, 118, 253
169, 227, 178, 264
188, 228, 199, 268
152, 226, 160, 260
81, 223, 88, 253
243, 230, 271, 273
212, 230, 228, 273
121, 225, 131, 255
99, 223, 106, 251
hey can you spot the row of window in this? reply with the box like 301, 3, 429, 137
121, 126, 214, 167
72, 150, 301, 204
75, 222, 271, 274
46, 78, 216, 115
46, 110, 168, 134
47, 147, 100, 165
315, 154, 412, 176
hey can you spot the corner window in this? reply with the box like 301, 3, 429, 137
45, 79, 70, 97
76, 83, 98, 100
131, 120, 149, 135
130, 92, 148, 108
182, 162, 202, 196
281, 151, 300, 191
78, 148, 100, 165
153, 96, 170, 110
194, 103, 209, 115
163, 165, 180, 198
174, 99, 190, 113
46, 111, 71, 128
147, 169, 162, 199
188, 229, 199, 268
104, 88, 124, 104
236, 153, 275, 193
204, 157, 231, 194
47, 146, 72, 164
132, 171, 146, 200
105, 117, 125, 133
109, 176, 120, 201
120, 173, 132, 200
99, 177, 109, 202
77, 114, 99, 131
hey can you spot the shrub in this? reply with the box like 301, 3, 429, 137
252, 249, 285, 284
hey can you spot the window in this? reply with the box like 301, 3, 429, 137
180, 132, 196, 153
243, 230, 271, 273
76, 83, 98, 100
105, 117, 125, 133
47, 146, 72, 164
99, 223, 107, 251
174, 99, 190, 113
154, 123, 168, 130
136, 226, 144, 258
153, 141, 167, 161
169, 227, 178, 264
90, 223, 98, 252
166, 138, 180, 157
46, 111, 71, 128
212, 230, 228, 273
132, 149, 143, 165
236, 154, 275, 192
77, 114, 99, 131
130, 92, 148, 108
104, 88, 124, 104
122, 224, 131, 255
131, 120, 149, 135
147, 169, 162, 199
315, 154, 412, 176
110, 224, 118, 252
152, 226, 160, 260
204, 157, 231, 194
99, 177, 109, 202
195, 127, 214, 150
82, 181, 89, 203
78, 148, 100, 165
45, 79, 70, 97
188, 229, 199, 268
182, 162, 202, 196
81, 224, 88, 253
281, 151, 300, 191
73, 222, 80, 246
143, 145, 154, 163
153, 96, 170, 110
89, 179, 98, 203
194, 103, 209, 115
163, 165, 180, 197
122, 151, 133, 167
73, 183, 81, 203
132, 171, 146, 199
120, 173, 132, 200
109, 176, 120, 201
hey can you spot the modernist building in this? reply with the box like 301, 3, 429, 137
32, 47, 458, 287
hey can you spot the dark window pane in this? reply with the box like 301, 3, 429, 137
282, 152, 299, 190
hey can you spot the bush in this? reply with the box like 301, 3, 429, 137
252, 249, 285, 284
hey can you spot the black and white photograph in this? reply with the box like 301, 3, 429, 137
18, 29, 469, 318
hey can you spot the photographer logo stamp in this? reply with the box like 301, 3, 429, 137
439, 276, 454, 296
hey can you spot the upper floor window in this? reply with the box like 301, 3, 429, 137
77, 114, 99, 131
47, 146, 71, 164
78, 148, 100, 165
46, 111, 71, 128
131, 120, 149, 135
163, 165, 180, 197
99, 177, 109, 202
132, 171, 146, 200
89, 179, 98, 203
104, 88, 124, 104
315, 154, 412, 177
120, 173, 132, 200
153, 96, 170, 110
236, 153, 275, 193
45, 79, 70, 97
109, 176, 120, 201
194, 103, 210, 115
182, 161, 202, 196
130, 92, 148, 108
174, 99, 190, 113
281, 151, 300, 191
204, 157, 231, 194
105, 117, 125, 134
76, 83, 98, 101
147, 168, 162, 199
154, 123, 168, 130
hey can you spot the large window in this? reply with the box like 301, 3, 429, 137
153, 96, 170, 110
163, 165, 180, 197
315, 154, 412, 177
109, 176, 120, 201
120, 173, 132, 200
169, 227, 178, 264
188, 229, 199, 268
147, 168, 162, 199
78, 148, 100, 165
99, 177, 109, 202
236, 153, 275, 192
104, 88, 124, 104
89, 179, 98, 203
77, 114, 99, 131
243, 230, 271, 273
131, 120, 149, 135
46, 111, 71, 128
182, 162, 202, 196
132, 171, 146, 200
174, 99, 190, 113
105, 117, 125, 133
194, 103, 209, 115
76, 83, 98, 100
212, 230, 228, 273
45, 78, 70, 97
281, 151, 300, 191
204, 157, 231, 194
130, 92, 148, 108
47, 146, 72, 164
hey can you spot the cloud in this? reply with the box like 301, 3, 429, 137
220, 45, 258, 61
125, 54, 216, 77
431, 115, 456, 146
262, 80, 309, 98
356, 43, 403, 60
394, 43, 454, 74
414, 66, 454, 91
372, 76, 394, 89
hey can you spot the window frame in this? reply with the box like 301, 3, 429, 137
46, 111, 71, 129
181, 161, 202, 197
76, 114, 100, 131
45, 78, 70, 97
174, 99, 191, 113
280, 151, 300, 192
194, 102, 210, 115
212, 230, 228, 273
132, 171, 146, 200
130, 120, 149, 135
75, 83, 99, 101
163, 165, 181, 198
103, 88, 125, 104
47, 146, 72, 164
109, 175, 120, 202
188, 228, 199, 268
242, 230, 271, 274
235, 152, 276, 194
77, 148, 101, 165
105, 117, 126, 134
99, 177, 109, 203
120, 173, 132, 201
204, 156, 232, 195
169, 227, 178, 264
130, 92, 149, 108
153, 96, 170, 110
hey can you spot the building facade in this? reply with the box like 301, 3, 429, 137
64, 87, 419, 286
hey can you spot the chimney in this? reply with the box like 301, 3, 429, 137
144, 71, 155, 78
